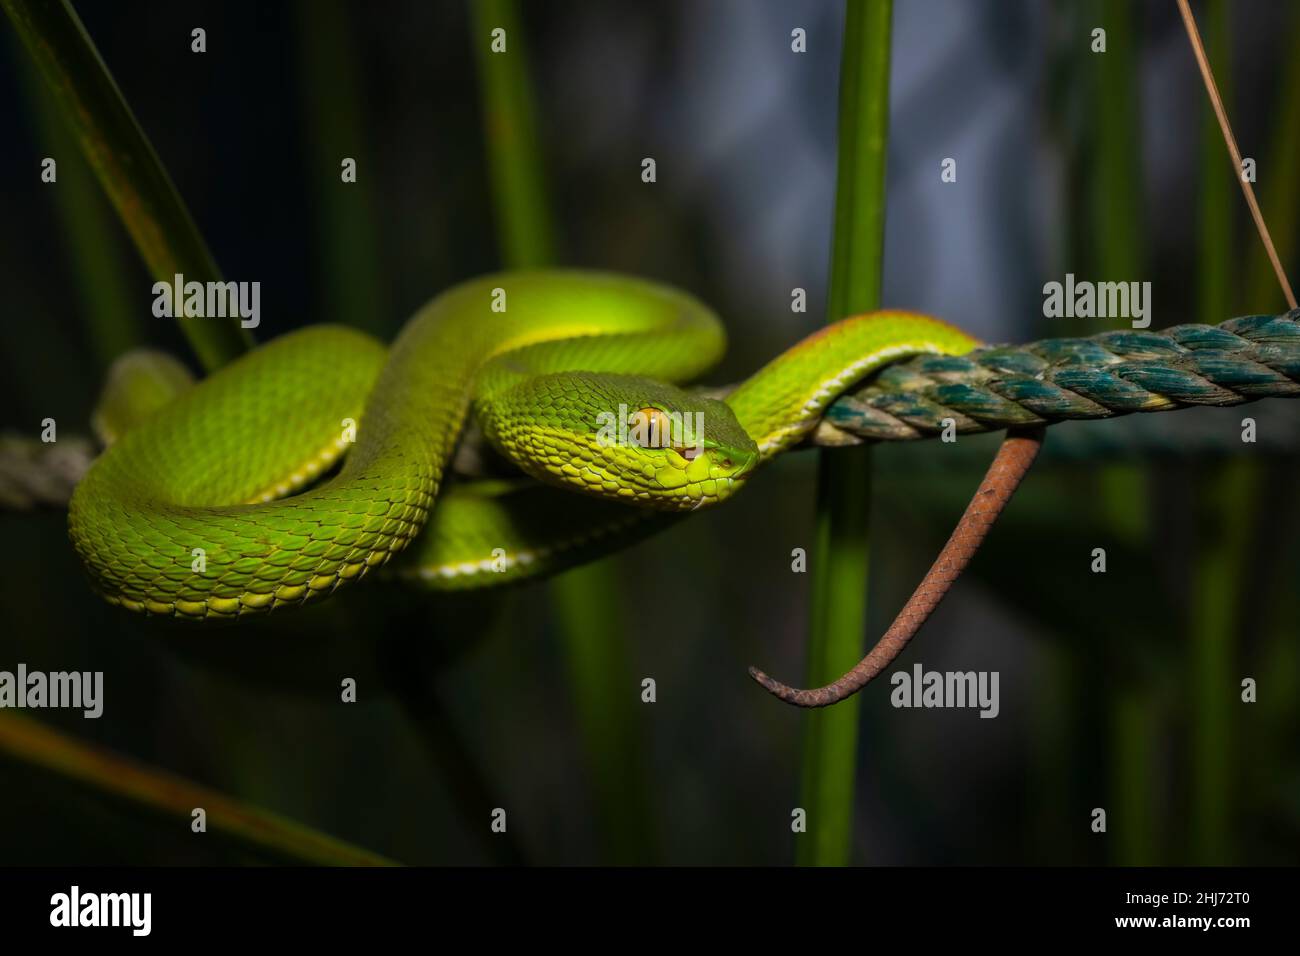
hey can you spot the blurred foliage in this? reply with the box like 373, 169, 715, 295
799, 0, 892, 867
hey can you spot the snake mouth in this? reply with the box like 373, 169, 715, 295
651, 444, 756, 511
687, 479, 730, 511
680, 471, 751, 511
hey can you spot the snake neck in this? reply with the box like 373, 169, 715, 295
725, 310, 980, 460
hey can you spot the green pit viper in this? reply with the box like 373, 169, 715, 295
68, 270, 977, 620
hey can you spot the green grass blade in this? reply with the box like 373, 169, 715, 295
469, 0, 651, 862
0, 713, 396, 866
1239, 5, 1300, 858
1, 0, 252, 371
1244, 7, 1300, 312
550, 581, 656, 862
1188, 0, 1239, 865
797, 0, 893, 868
16, 54, 138, 367
294, 0, 390, 336
470, 0, 556, 267
1090, 0, 1157, 866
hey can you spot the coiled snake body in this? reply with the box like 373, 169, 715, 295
69, 271, 976, 620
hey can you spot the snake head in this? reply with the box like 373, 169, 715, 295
481, 373, 759, 511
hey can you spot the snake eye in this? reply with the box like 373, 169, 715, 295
629, 407, 673, 448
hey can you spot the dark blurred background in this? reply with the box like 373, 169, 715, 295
2, 0, 1298, 865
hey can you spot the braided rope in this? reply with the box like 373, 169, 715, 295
9, 311, 1300, 512
818, 309, 1300, 443
0, 434, 96, 510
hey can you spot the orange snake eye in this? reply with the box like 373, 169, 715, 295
628, 407, 673, 448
